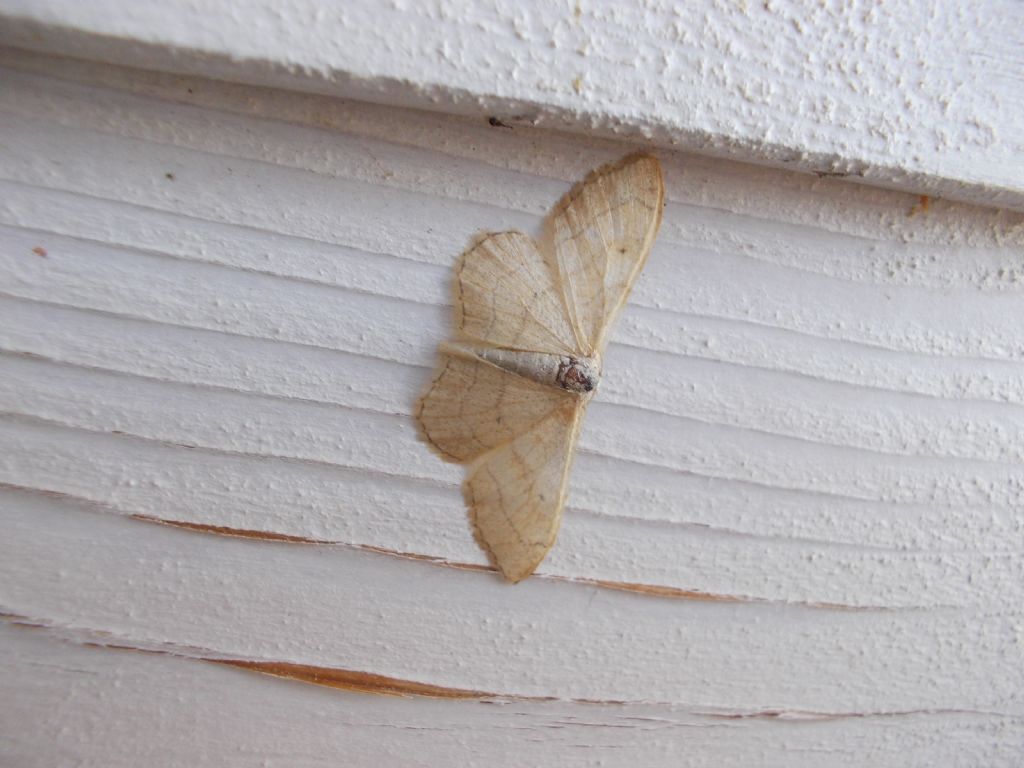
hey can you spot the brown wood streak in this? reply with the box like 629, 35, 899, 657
132, 516, 739, 599
577, 578, 744, 603
574, 578, 878, 610
212, 659, 500, 700
132, 515, 879, 609
133, 515, 330, 543
8, 618, 953, 712
132, 515, 496, 572
0, 615, 526, 702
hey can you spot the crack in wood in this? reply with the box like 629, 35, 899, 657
4, 614, 1016, 720
134, 514, 887, 610
214, 659, 501, 700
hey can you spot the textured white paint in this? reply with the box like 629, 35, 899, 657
10, 487, 1024, 712
6, 625, 1021, 768
0, 1, 1022, 209
1, 51, 1024, 764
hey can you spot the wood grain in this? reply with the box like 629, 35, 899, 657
1, 50, 1023, 764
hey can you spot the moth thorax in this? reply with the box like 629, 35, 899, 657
557, 356, 600, 394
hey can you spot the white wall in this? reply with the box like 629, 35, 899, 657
1, 12, 1023, 767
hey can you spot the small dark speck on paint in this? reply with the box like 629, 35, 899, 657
488, 116, 512, 129
31, 246, 47, 257
165, 172, 175, 180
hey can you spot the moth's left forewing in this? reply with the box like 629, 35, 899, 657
545, 154, 665, 355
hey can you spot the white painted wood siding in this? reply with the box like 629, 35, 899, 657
1, 47, 1023, 765
1, 0, 1022, 209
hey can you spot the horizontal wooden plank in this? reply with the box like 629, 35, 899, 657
5, 411, 1020, 610
2, 489, 1022, 715
5, 622, 1020, 768
0, 2, 1021, 209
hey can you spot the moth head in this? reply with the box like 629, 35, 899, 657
558, 356, 600, 394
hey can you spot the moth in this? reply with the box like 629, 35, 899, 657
417, 153, 665, 582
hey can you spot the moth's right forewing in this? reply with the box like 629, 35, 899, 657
416, 346, 571, 464
465, 403, 583, 582
456, 231, 581, 355
546, 154, 664, 354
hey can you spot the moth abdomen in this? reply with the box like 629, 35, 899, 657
460, 344, 599, 395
